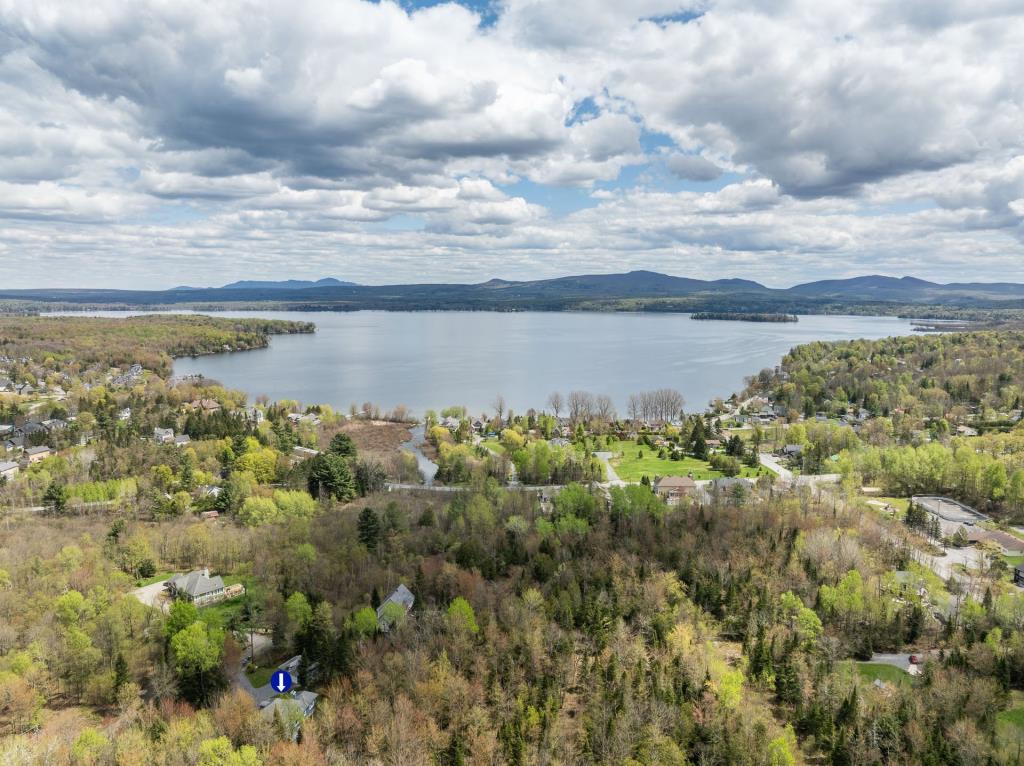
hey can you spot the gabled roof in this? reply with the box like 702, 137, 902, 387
655, 475, 696, 489
168, 569, 224, 598
377, 584, 415, 620
0, 461, 18, 473
25, 446, 51, 456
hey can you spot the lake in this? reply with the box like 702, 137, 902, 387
157, 310, 918, 417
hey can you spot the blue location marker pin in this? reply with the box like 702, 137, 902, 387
272, 670, 293, 693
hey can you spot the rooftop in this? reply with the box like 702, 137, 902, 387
168, 568, 224, 598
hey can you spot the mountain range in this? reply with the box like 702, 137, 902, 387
171, 277, 357, 290
4, 271, 1024, 313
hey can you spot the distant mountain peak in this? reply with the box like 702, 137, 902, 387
220, 277, 357, 290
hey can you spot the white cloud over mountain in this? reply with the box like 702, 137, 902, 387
0, 0, 1022, 286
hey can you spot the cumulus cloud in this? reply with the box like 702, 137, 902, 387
0, 0, 1021, 287
666, 154, 723, 181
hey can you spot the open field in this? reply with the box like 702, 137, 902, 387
607, 440, 765, 482
863, 496, 909, 520
857, 663, 910, 686
335, 420, 412, 453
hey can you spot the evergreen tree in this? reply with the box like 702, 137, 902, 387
113, 652, 129, 693
308, 452, 356, 501
357, 507, 381, 551
43, 481, 69, 515
328, 432, 357, 457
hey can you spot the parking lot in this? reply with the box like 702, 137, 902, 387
912, 495, 989, 524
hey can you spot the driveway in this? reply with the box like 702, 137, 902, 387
868, 652, 926, 676
236, 635, 280, 707
593, 452, 626, 486
236, 666, 277, 706
242, 632, 274, 663
758, 453, 793, 482
130, 580, 170, 613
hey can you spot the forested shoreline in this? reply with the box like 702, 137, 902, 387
5, 318, 1024, 763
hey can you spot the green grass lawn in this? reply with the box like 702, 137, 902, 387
1005, 555, 1024, 567
607, 440, 766, 482
857, 662, 911, 686
246, 666, 275, 688
998, 691, 1024, 751
135, 571, 173, 587
1001, 706, 1024, 730
480, 439, 506, 455
877, 497, 909, 513
200, 596, 246, 631
863, 496, 909, 520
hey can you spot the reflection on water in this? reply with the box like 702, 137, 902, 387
400, 424, 438, 486
56, 309, 920, 417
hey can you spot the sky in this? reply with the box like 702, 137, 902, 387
0, 0, 1022, 289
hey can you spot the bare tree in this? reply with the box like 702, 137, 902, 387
567, 390, 595, 426
492, 393, 506, 425
595, 394, 617, 424
628, 394, 641, 422
627, 388, 685, 423
547, 391, 563, 419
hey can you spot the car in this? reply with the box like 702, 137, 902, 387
909, 655, 919, 664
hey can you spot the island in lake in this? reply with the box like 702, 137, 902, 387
690, 311, 798, 322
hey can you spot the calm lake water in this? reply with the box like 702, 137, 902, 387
147, 310, 919, 417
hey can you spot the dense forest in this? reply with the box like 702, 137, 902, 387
0, 315, 314, 376
5, 317, 1024, 763
7, 476, 1024, 764
750, 331, 1024, 420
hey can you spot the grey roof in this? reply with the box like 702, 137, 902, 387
293, 690, 318, 712
0, 461, 18, 473
260, 692, 318, 723
168, 569, 224, 598
25, 446, 51, 456
377, 584, 415, 620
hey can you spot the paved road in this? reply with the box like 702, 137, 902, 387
758, 453, 794, 482
1, 499, 119, 514
592, 452, 625, 486
386, 482, 463, 492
